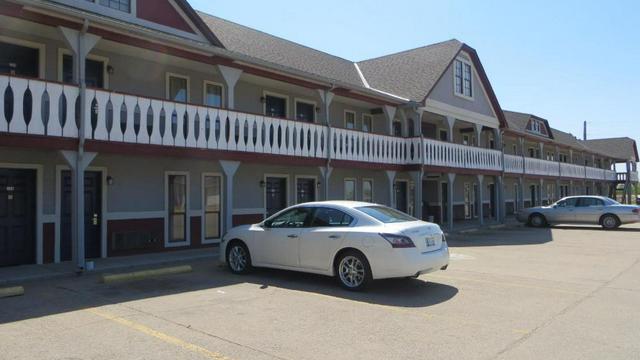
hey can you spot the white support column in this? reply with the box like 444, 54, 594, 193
539, 178, 544, 205
555, 179, 561, 200
383, 105, 397, 136
518, 176, 525, 210
477, 174, 484, 225
539, 142, 544, 159
410, 169, 424, 220
319, 166, 333, 200
60, 151, 97, 271
218, 65, 243, 110
386, 170, 396, 208
496, 175, 504, 223
445, 116, 456, 142
447, 173, 456, 231
220, 160, 241, 234
318, 89, 335, 126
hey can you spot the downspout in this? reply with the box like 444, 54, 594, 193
75, 19, 89, 273
323, 85, 335, 200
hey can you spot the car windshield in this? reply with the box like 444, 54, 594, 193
356, 205, 416, 223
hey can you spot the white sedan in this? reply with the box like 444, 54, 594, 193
220, 201, 449, 290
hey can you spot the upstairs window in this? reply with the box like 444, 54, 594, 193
204, 81, 223, 108
454, 59, 473, 98
94, 0, 131, 13
295, 99, 315, 123
362, 114, 373, 133
344, 110, 356, 129
264, 93, 288, 118
167, 74, 189, 103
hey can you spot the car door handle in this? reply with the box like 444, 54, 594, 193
287, 234, 299, 238
328, 235, 341, 239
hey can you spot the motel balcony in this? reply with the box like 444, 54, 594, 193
0, 74, 628, 182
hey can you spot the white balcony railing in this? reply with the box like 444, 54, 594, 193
0, 74, 634, 180
525, 157, 560, 176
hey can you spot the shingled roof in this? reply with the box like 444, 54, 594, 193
584, 138, 639, 162
356, 40, 463, 102
197, 12, 365, 88
503, 110, 554, 140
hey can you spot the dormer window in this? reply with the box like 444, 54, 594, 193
527, 118, 549, 136
86, 0, 131, 13
454, 59, 473, 98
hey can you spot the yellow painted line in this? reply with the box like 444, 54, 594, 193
0, 286, 24, 298
428, 274, 586, 296
101, 265, 192, 284
87, 307, 231, 360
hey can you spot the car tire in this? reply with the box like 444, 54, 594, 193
528, 213, 547, 228
226, 241, 253, 275
335, 250, 372, 291
600, 214, 620, 230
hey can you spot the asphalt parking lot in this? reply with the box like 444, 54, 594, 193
1, 224, 639, 360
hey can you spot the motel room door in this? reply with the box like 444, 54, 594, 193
266, 177, 287, 218
61, 171, 102, 261
0, 169, 36, 267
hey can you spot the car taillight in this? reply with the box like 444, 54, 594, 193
633, 208, 640, 214
379, 233, 415, 248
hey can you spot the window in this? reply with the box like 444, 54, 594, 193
204, 82, 223, 108
454, 59, 473, 98
265, 208, 311, 228
439, 129, 448, 141
168, 174, 188, 244
344, 179, 356, 201
362, 179, 373, 203
557, 198, 578, 207
463, 134, 471, 146
345, 111, 356, 129
264, 94, 287, 118
62, 54, 105, 88
97, 0, 131, 12
310, 208, 353, 227
167, 74, 189, 102
295, 100, 315, 123
512, 144, 518, 155
362, 114, 373, 133
392, 121, 402, 137
203, 175, 222, 241
577, 197, 604, 207
0, 41, 40, 78
356, 205, 416, 223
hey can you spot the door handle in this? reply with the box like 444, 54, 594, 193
92, 213, 99, 226
328, 235, 341, 239
287, 234, 299, 238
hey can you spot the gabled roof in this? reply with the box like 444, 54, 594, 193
356, 40, 507, 127
584, 138, 639, 162
503, 110, 554, 140
197, 12, 365, 88
356, 40, 462, 102
172, 0, 225, 47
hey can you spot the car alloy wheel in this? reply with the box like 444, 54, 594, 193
227, 244, 249, 273
530, 214, 546, 228
601, 215, 619, 230
338, 255, 366, 288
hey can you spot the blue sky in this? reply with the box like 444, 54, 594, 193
190, 0, 639, 145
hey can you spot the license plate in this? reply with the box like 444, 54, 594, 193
425, 238, 435, 247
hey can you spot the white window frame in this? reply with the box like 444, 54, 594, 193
83, 0, 136, 15
453, 57, 474, 100
202, 80, 225, 108
344, 177, 357, 201
362, 114, 373, 133
166, 72, 190, 103
201, 172, 223, 245
263, 90, 289, 118
293, 98, 317, 123
344, 110, 357, 130
57, 48, 110, 89
294, 175, 318, 204
362, 178, 374, 203
438, 128, 448, 142
165, 171, 190, 247
0, 35, 46, 79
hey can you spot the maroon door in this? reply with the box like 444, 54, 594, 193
0, 169, 36, 267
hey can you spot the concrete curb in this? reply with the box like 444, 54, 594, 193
101, 265, 193, 284
0, 286, 25, 298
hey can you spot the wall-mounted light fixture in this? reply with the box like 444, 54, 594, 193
107, 65, 115, 76
259, 180, 266, 188
107, 176, 114, 186
317, 181, 322, 189
259, 96, 266, 104
315, 106, 321, 113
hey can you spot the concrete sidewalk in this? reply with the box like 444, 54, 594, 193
0, 247, 219, 286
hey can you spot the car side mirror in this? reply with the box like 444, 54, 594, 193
262, 220, 272, 228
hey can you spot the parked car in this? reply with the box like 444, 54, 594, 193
220, 201, 449, 290
516, 196, 640, 229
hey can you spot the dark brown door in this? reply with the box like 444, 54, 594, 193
395, 181, 408, 213
441, 182, 448, 223
0, 169, 36, 267
296, 178, 315, 204
489, 183, 496, 218
61, 171, 102, 261
266, 177, 287, 218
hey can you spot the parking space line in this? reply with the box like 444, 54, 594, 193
428, 274, 586, 296
86, 307, 231, 360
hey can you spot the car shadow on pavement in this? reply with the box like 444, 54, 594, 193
552, 225, 640, 232
447, 227, 554, 247
238, 267, 459, 308
0, 261, 457, 325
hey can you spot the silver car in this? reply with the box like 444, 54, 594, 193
516, 196, 640, 229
